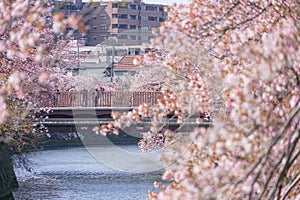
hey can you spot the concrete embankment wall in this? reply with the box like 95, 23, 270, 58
38, 131, 140, 150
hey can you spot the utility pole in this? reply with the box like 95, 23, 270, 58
109, 36, 117, 82
111, 45, 115, 82
77, 39, 80, 68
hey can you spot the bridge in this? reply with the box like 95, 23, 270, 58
36, 90, 211, 147
39, 90, 160, 108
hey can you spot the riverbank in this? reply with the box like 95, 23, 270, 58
37, 131, 141, 150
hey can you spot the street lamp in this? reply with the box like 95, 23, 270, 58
108, 36, 118, 82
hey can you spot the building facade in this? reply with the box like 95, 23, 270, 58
52, 0, 167, 46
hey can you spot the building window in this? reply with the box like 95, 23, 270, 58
112, 24, 118, 28
112, 14, 118, 18
129, 48, 140, 55
159, 6, 164, 12
119, 14, 128, 19
130, 35, 136, 40
129, 25, 137, 29
93, 16, 97, 20
101, 15, 107, 20
129, 15, 137, 20
118, 2, 127, 8
93, 36, 97, 40
146, 6, 155, 11
101, 35, 107, 41
141, 5, 146, 10
93, 26, 97, 30
100, 25, 107, 30
148, 16, 157, 21
141, 16, 148, 21
130, 5, 136, 10
141, 25, 149, 30
119, 24, 128, 29
112, 3, 118, 8
116, 49, 127, 56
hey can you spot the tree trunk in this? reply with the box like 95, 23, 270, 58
0, 142, 18, 200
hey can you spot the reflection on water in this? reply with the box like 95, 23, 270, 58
13, 147, 162, 200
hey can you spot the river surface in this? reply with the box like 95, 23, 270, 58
12, 146, 164, 200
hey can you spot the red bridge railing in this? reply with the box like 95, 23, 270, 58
39, 90, 160, 108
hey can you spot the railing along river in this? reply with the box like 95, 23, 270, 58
39, 90, 160, 107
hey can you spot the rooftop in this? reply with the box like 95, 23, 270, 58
114, 55, 143, 71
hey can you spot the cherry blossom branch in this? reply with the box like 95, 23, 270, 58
268, 134, 300, 199
280, 174, 300, 200
259, 127, 300, 199
231, 100, 300, 191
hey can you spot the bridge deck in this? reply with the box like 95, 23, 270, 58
39, 107, 134, 111
39, 91, 160, 108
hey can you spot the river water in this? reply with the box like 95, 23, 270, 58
12, 146, 164, 200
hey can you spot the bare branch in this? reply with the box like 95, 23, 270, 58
279, 174, 300, 200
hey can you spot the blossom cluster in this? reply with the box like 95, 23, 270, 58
0, 0, 86, 152
143, 0, 300, 199
103, 0, 300, 199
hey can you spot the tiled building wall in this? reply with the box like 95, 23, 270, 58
52, 0, 167, 46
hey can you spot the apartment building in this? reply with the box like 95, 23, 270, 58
52, 0, 167, 46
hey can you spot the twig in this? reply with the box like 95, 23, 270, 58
266, 123, 300, 199
230, 100, 300, 191
279, 174, 300, 200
